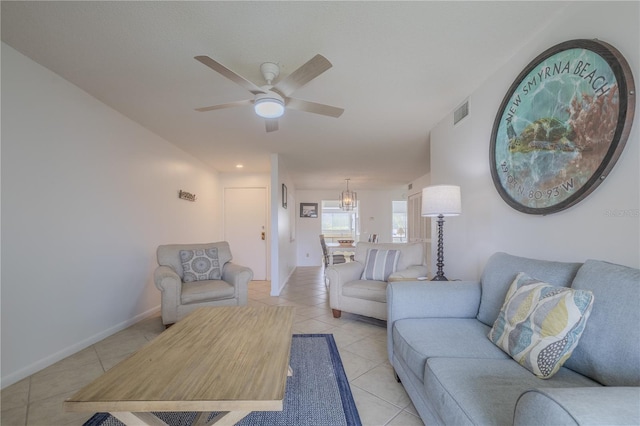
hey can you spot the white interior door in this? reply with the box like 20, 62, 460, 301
224, 187, 267, 280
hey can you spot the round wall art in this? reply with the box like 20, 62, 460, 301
490, 39, 635, 215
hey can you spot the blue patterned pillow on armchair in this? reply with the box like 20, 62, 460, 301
180, 248, 222, 282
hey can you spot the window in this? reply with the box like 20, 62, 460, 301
321, 200, 358, 242
392, 200, 408, 243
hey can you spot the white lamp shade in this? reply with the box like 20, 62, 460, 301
254, 96, 285, 118
421, 185, 461, 217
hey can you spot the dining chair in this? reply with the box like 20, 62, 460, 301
320, 234, 346, 267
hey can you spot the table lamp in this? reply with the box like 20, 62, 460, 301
421, 185, 461, 281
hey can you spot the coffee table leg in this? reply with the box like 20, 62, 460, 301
203, 411, 251, 425
110, 411, 169, 425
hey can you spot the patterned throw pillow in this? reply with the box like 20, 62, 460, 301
488, 272, 594, 379
180, 248, 222, 282
361, 249, 400, 281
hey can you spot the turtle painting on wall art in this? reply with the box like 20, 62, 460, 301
490, 39, 635, 215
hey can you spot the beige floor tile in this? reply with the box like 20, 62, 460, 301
352, 364, 411, 408
350, 385, 403, 426
387, 410, 425, 426
367, 325, 388, 342
31, 347, 99, 380
314, 312, 353, 327
99, 351, 136, 372
293, 295, 327, 306
344, 335, 388, 363
128, 313, 165, 341
294, 304, 327, 318
92, 328, 151, 361
246, 299, 270, 307
338, 348, 383, 381
27, 390, 93, 426
292, 318, 336, 334
330, 328, 368, 348
29, 361, 104, 403
1, 378, 30, 410
253, 295, 288, 305
1, 404, 27, 426
337, 318, 386, 337
403, 401, 420, 417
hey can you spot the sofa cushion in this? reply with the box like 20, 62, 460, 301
515, 387, 640, 426
563, 260, 640, 386
361, 249, 400, 281
342, 279, 387, 303
488, 272, 594, 378
392, 318, 508, 381
181, 279, 235, 304
180, 248, 222, 282
424, 358, 600, 426
477, 252, 582, 327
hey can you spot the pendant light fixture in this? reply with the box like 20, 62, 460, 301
339, 179, 358, 211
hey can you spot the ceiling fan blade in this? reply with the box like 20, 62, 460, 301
265, 119, 279, 132
273, 54, 332, 97
286, 98, 344, 118
194, 99, 253, 112
195, 56, 266, 95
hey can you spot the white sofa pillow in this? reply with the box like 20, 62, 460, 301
361, 249, 400, 281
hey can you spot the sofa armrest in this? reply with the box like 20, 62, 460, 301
388, 265, 429, 280
153, 266, 182, 325
387, 281, 481, 322
326, 261, 365, 311
221, 262, 253, 305
514, 387, 640, 426
154, 265, 181, 292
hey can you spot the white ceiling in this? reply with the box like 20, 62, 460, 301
1, 1, 561, 190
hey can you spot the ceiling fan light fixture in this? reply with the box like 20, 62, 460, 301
254, 93, 285, 119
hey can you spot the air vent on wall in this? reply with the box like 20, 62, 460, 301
408, 183, 413, 190
454, 101, 469, 125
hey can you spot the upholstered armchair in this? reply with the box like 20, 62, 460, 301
154, 241, 253, 325
325, 242, 427, 320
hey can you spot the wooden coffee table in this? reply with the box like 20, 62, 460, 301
64, 306, 296, 425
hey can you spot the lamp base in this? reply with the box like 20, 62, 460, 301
431, 275, 449, 281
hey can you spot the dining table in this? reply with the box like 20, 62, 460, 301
325, 242, 356, 264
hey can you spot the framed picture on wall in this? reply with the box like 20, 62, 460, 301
490, 39, 635, 215
300, 203, 318, 218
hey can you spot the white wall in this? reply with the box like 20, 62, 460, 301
409, 173, 430, 198
1, 44, 223, 387
296, 187, 408, 266
429, 1, 640, 280
270, 154, 296, 295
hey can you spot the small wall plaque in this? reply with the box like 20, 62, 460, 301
178, 190, 197, 202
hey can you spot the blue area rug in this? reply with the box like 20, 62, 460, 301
84, 334, 361, 426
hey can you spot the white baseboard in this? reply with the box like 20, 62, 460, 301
271, 267, 296, 296
1, 305, 161, 389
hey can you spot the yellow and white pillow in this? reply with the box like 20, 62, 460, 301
488, 272, 594, 379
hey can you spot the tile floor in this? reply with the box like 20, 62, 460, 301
1, 266, 424, 426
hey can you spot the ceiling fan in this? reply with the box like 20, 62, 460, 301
194, 54, 344, 132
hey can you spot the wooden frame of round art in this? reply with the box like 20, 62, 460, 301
490, 39, 635, 215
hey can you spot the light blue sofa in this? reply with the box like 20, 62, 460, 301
387, 252, 640, 425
